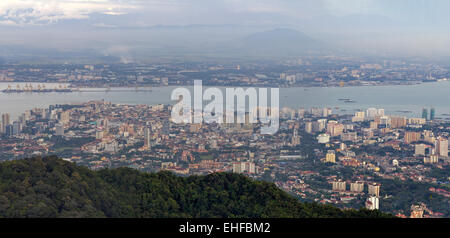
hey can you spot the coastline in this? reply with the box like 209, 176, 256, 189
1, 78, 447, 91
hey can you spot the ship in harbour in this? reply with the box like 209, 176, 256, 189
2, 84, 75, 93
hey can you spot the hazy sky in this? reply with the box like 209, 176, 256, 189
0, 0, 448, 26
1, 0, 450, 59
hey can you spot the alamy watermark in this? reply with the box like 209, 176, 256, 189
171, 80, 279, 135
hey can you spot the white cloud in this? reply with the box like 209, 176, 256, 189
0, 0, 137, 25
92, 22, 116, 28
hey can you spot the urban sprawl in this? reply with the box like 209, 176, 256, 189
1, 59, 449, 218
0, 101, 449, 218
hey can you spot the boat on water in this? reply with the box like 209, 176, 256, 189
337, 98, 356, 103
395, 110, 413, 113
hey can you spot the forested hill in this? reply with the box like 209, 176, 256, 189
0, 156, 394, 218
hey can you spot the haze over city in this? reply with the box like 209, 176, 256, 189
1, 0, 450, 62
0, 0, 450, 223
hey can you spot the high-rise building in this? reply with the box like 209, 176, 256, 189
436, 137, 448, 157
422, 108, 428, 120
366, 108, 384, 119
366, 108, 377, 119
430, 107, 436, 120
350, 182, 364, 193
327, 121, 344, 137
144, 126, 152, 150
322, 108, 331, 117
424, 155, 439, 164
4, 124, 13, 137
414, 144, 426, 156
351, 111, 365, 122
423, 130, 435, 144
55, 123, 64, 136
317, 119, 327, 131
325, 150, 336, 163
404, 131, 421, 144
332, 181, 346, 191
233, 162, 256, 174
310, 107, 322, 117
24, 110, 31, 121
305, 121, 312, 133
408, 118, 426, 125
341, 132, 357, 142
60, 111, 70, 124
366, 196, 379, 210
368, 183, 381, 197
291, 129, 300, 146
375, 116, 390, 127
297, 109, 305, 118
390, 116, 407, 128
12, 121, 21, 135
1, 113, 10, 134
310, 107, 331, 118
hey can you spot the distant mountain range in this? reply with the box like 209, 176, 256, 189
0, 28, 328, 62
233, 28, 325, 56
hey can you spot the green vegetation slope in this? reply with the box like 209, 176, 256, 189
0, 156, 393, 218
